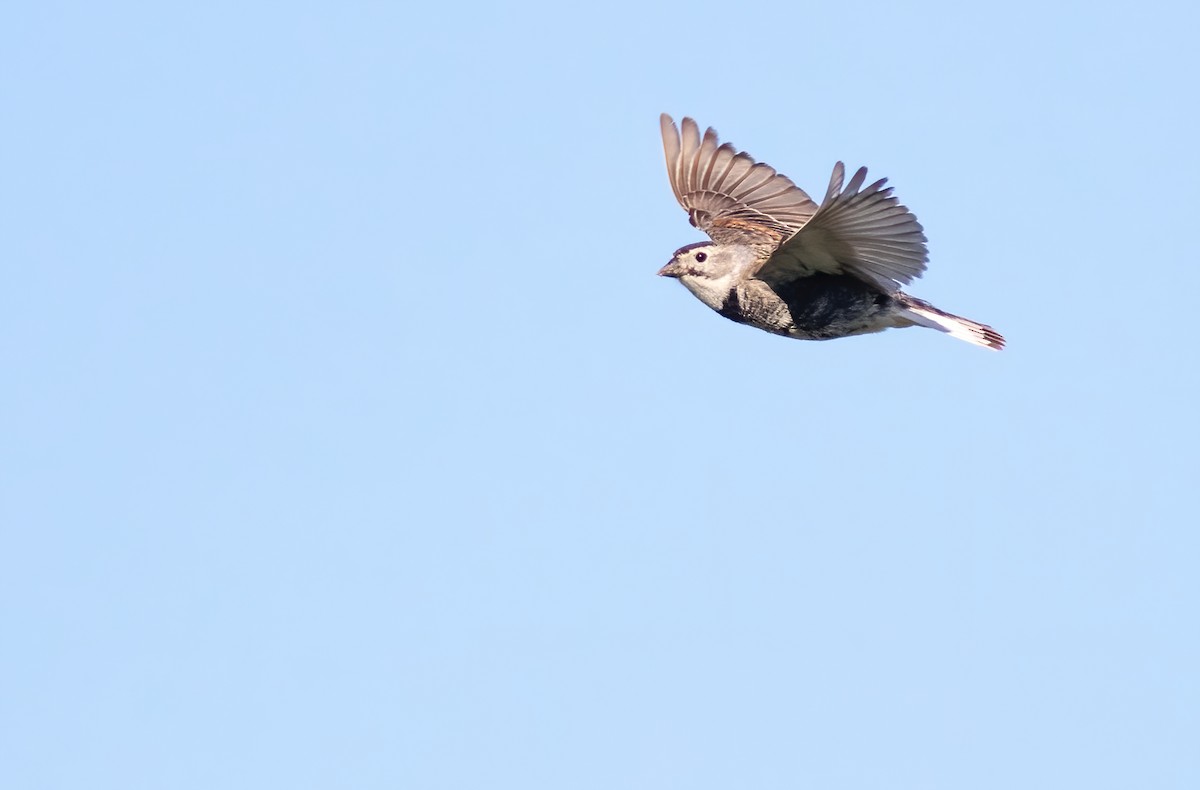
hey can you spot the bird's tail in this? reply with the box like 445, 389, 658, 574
896, 295, 1005, 350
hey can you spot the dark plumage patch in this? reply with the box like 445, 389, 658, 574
718, 289, 742, 322
773, 274, 892, 337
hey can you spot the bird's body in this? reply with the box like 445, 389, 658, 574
657, 115, 1004, 350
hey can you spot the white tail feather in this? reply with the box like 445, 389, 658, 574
897, 297, 1005, 350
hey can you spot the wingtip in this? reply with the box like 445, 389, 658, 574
824, 162, 846, 202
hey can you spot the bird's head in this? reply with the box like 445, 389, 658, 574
658, 241, 753, 311
656, 241, 735, 281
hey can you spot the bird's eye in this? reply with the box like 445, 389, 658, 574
695, 252, 707, 263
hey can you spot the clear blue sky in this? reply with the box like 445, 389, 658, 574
3, 1, 1198, 788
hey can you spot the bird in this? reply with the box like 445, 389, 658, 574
657, 114, 1004, 350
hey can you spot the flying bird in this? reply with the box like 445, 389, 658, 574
658, 114, 1004, 350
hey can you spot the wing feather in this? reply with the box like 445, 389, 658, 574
660, 114, 818, 245
755, 161, 929, 293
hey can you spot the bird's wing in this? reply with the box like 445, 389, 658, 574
753, 162, 928, 294
660, 114, 819, 247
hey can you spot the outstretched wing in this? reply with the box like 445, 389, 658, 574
754, 162, 928, 293
660, 114, 818, 246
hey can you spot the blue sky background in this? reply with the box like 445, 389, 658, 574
3, 1, 1198, 788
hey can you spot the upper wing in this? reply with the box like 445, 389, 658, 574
660, 114, 818, 246
754, 162, 928, 294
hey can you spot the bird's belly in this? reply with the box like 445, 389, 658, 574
771, 275, 896, 340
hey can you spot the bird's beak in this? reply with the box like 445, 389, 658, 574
657, 260, 682, 278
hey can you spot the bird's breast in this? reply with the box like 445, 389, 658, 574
719, 281, 795, 334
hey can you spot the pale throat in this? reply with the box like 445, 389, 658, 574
680, 272, 736, 312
